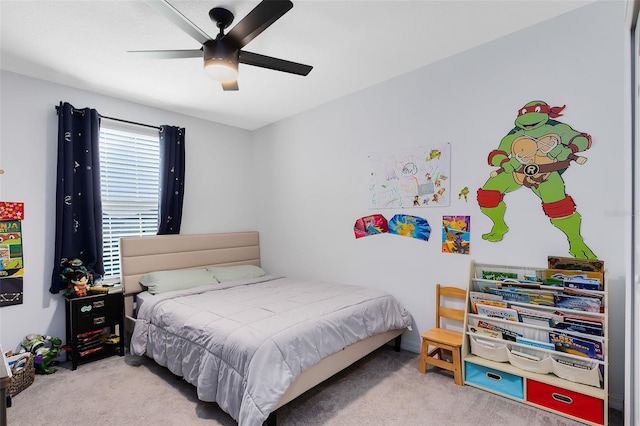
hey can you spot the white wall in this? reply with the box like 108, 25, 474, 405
252, 1, 627, 409
0, 71, 256, 352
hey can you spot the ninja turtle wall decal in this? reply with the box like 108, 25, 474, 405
476, 101, 596, 260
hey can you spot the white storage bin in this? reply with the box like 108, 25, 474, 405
507, 348, 553, 374
550, 356, 602, 388
469, 335, 509, 362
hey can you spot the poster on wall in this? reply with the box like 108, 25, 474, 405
368, 143, 451, 209
0, 202, 24, 306
442, 215, 470, 255
476, 101, 595, 260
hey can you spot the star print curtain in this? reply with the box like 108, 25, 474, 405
50, 102, 104, 293
157, 125, 185, 234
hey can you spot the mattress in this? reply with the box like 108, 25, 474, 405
130, 275, 411, 426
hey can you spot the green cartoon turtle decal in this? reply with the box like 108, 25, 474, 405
476, 101, 596, 259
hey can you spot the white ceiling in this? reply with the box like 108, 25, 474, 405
0, 0, 593, 130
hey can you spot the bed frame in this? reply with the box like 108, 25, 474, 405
119, 231, 404, 422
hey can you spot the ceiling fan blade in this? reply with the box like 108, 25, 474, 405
240, 51, 312, 76
222, 81, 239, 91
144, 0, 211, 45
225, 0, 293, 49
128, 49, 203, 59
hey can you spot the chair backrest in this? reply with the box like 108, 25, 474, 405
435, 284, 467, 328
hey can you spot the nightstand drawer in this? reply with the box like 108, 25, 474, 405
526, 380, 604, 424
74, 298, 106, 317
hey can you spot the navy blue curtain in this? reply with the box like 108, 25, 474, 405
50, 102, 104, 293
157, 125, 185, 234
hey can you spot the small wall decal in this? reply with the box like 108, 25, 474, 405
354, 214, 389, 238
442, 215, 470, 255
388, 214, 431, 241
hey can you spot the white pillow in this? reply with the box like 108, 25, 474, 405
139, 268, 218, 294
206, 265, 266, 283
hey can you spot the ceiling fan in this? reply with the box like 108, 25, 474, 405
131, 0, 313, 91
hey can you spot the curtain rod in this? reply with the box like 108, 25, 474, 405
54, 105, 161, 131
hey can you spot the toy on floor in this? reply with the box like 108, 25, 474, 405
19, 334, 62, 374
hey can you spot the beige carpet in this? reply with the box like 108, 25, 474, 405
6, 347, 622, 426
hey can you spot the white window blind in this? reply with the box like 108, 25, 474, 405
99, 125, 160, 279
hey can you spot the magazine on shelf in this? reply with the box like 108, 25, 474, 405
549, 331, 603, 360
476, 304, 519, 321
477, 320, 522, 341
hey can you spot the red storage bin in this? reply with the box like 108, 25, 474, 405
526, 379, 604, 425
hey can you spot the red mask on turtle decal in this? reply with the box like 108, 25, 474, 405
517, 104, 566, 118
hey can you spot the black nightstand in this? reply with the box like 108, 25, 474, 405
64, 292, 125, 370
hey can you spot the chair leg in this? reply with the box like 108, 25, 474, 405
452, 347, 462, 386
418, 339, 429, 373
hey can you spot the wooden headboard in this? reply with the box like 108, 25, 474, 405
119, 231, 260, 332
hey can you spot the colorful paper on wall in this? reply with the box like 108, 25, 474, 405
368, 143, 451, 209
388, 214, 431, 241
0, 202, 25, 306
442, 215, 470, 254
0, 201, 24, 220
354, 214, 389, 238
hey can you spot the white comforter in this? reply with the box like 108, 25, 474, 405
130, 275, 411, 426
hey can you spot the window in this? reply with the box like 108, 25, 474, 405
99, 124, 160, 279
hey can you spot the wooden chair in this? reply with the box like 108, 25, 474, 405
418, 284, 467, 385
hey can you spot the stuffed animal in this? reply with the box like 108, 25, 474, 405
19, 334, 62, 374
60, 258, 93, 297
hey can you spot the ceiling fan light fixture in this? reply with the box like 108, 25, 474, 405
204, 57, 238, 82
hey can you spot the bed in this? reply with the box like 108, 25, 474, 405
121, 232, 411, 426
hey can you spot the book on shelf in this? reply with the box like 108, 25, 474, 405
563, 277, 601, 291
545, 268, 603, 289
489, 288, 531, 304
517, 306, 564, 325
549, 331, 603, 360
468, 324, 502, 339
547, 256, 605, 273
553, 294, 601, 313
469, 291, 504, 313
481, 270, 518, 281
517, 311, 555, 327
553, 321, 604, 337
476, 304, 519, 321
490, 286, 558, 305
516, 336, 554, 351
476, 320, 522, 341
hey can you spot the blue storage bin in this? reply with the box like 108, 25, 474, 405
465, 362, 524, 399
